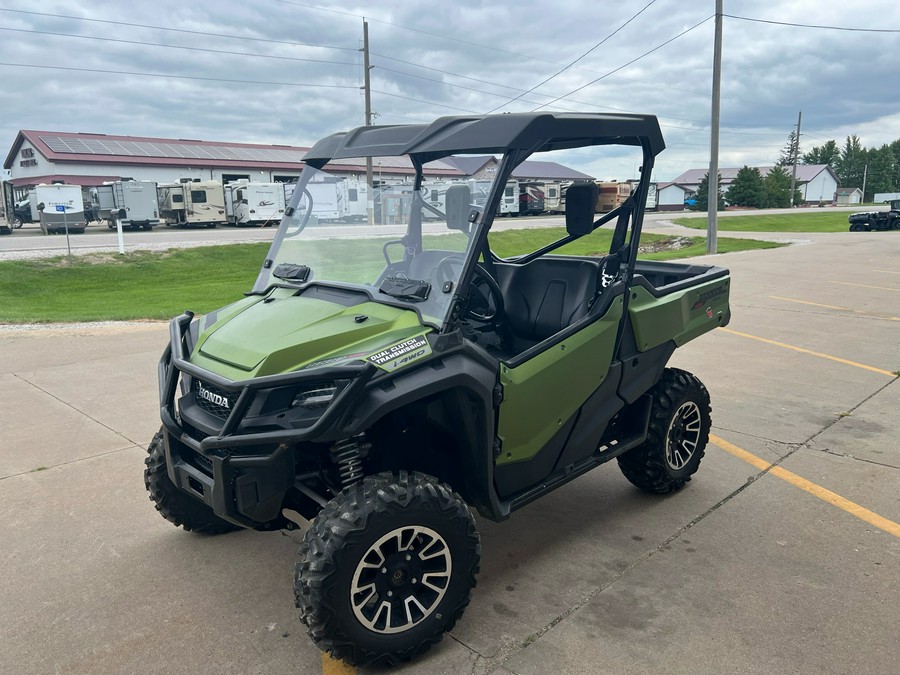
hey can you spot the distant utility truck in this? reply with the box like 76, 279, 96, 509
90, 180, 160, 231
848, 200, 900, 231
158, 180, 227, 228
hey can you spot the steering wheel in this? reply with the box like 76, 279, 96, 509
435, 254, 504, 322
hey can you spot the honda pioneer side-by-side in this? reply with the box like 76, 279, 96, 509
147, 113, 731, 666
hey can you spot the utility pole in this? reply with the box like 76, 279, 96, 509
861, 163, 868, 202
362, 19, 375, 226
707, 0, 723, 254
789, 110, 802, 207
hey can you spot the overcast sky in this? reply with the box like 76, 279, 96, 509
1, 0, 899, 180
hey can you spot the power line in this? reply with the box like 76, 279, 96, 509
272, 0, 735, 102
271, 0, 576, 66
0, 26, 358, 67
0, 61, 360, 89
724, 14, 900, 33
0, 7, 357, 51
533, 15, 714, 111
371, 89, 481, 114
486, 0, 659, 113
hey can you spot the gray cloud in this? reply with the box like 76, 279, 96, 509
2, 0, 898, 180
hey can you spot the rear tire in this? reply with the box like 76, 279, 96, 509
295, 471, 480, 667
618, 368, 711, 493
143, 428, 240, 534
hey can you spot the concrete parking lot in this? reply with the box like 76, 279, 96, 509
1, 228, 898, 674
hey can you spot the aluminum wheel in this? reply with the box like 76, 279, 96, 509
665, 401, 702, 470
350, 525, 452, 635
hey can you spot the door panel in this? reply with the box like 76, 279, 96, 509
496, 296, 623, 467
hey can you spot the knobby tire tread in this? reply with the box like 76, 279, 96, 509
617, 368, 711, 493
295, 471, 480, 667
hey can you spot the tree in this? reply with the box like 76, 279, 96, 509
864, 144, 897, 200
725, 166, 766, 208
890, 139, 900, 192
802, 140, 839, 166
690, 171, 723, 211
777, 131, 799, 167
834, 135, 867, 189
760, 166, 802, 207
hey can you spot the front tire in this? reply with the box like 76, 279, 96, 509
618, 368, 711, 493
143, 428, 240, 534
295, 471, 480, 667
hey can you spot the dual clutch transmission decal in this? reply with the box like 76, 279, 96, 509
367, 335, 432, 371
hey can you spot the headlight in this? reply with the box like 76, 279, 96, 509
292, 386, 338, 409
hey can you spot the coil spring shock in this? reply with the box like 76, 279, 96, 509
330, 434, 371, 488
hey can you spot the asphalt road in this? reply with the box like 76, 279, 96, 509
1, 225, 898, 674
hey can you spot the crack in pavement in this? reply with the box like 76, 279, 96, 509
2, 372, 150, 479
813, 447, 900, 471
0, 444, 141, 481
12, 372, 149, 450
738, 302, 900, 323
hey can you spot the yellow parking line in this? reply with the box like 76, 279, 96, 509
829, 281, 899, 292
711, 434, 900, 539
769, 295, 900, 321
719, 328, 896, 377
322, 654, 356, 675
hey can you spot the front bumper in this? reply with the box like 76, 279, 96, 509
158, 312, 376, 527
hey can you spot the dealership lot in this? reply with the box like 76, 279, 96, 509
1, 230, 897, 674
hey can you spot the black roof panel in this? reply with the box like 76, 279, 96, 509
302, 112, 664, 167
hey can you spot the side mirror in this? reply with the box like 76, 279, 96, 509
445, 184, 472, 233
565, 183, 599, 236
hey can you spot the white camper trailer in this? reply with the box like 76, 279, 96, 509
34, 183, 86, 234
158, 180, 226, 228
420, 181, 452, 219
497, 180, 519, 216
306, 179, 368, 223
91, 180, 160, 230
224, 181, 286, 227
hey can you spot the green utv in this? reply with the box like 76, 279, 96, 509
148, 113, 731, 666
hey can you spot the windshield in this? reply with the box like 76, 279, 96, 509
254, 156, 496, 328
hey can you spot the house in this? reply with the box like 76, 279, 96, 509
668, 164, 840, 206
834, 188, 862, 206
656, 182, 694, 211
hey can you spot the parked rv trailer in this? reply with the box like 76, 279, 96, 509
627, 179, 657, 211
596, 181, 631, 213
497, 180, 519, 216
420, 181, 451, 219
224, 181, 287, 227
306, 179, 368, 222
466, 179, 493, 209
34, 183, 86, 234
376, 183, 415, 224
158, 180, 226, 228
542, 181, 573, 214
519, 182, 545, 216
90, 180, 160, 230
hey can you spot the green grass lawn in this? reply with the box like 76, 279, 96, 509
672, 212, 853, 232
0, 229, 783, 323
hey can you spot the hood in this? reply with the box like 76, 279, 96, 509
192, 288, 428, 377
